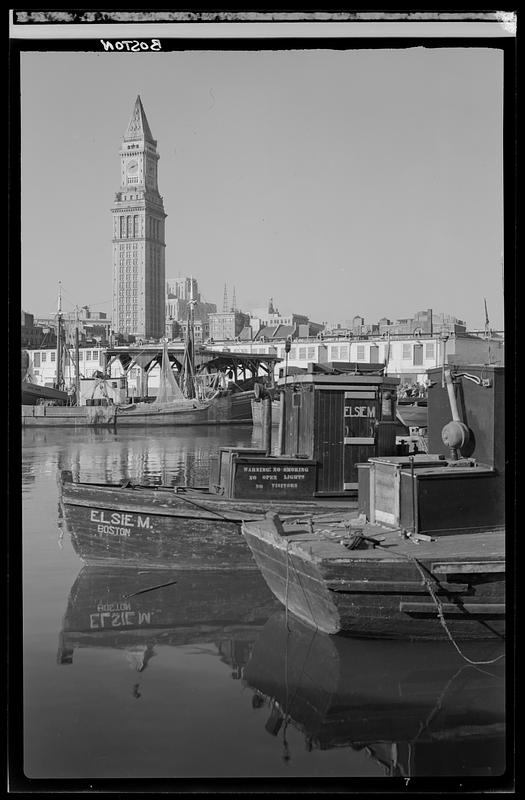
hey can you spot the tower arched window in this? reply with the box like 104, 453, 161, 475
127, 216, 133, 238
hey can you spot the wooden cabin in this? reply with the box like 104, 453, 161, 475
210, 364, 400, 499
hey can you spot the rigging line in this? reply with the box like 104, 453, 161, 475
122, 578, 178, 598
284, 535, 318, 631
280, 519, 504, 665
281, 611, 319, 763
400, 553, 505, 666
173, 490, 241, 524
408, 664, 468, 747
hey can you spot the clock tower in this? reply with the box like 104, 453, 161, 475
111, 96, 166, 339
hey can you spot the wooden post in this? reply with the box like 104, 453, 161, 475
262, 395, 272, 455
278, 389, 286, 455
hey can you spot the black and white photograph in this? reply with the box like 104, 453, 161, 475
9, 9, 515, 792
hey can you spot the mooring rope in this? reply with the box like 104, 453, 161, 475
284, 538, 318, 633
280, 521, 504, 666
172, 490, 241, 524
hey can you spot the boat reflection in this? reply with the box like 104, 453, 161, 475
243, 611, 506, 777
57, 566, 281, 675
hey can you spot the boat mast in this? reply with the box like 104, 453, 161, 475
75, 306, 81, 404
55, 282, 64, 390
181, 278, 197, 399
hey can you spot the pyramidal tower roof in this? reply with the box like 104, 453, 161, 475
124, 95, 156, 143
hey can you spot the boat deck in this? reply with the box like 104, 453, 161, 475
274, 517, 505, 566
242, 515, 505, 638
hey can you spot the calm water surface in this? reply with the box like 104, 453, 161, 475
22, 427, 506, 782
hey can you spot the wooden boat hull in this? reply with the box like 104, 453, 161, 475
57, 566, 281, 665
241, 517, 505, 640
59, 473, 357, 570
22, 391, 254, 427
21, 380, 68, 405
22, 404, 116, 427
243, 610, 505, 775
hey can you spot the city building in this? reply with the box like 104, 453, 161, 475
324, 309, 467, 338
111, 95, 166, 339
21, 310, 49, 348
209, 330, 504, 383
208, 310, 250, 342
248, 299, 323, 340
24, 346, 107, 387
165, 276, 217, 337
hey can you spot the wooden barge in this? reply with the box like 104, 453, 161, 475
243, 610, 505, 776
242, 365, 506, 640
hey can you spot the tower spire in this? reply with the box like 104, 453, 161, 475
223, 284, 229, 313
124, 95, 156, 144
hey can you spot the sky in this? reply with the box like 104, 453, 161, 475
20, 46, 504, 330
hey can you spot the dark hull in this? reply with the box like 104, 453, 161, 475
21, 380, 68, 405
58, 566, 281, 665
22, 391, 253, 427
242, 517, 505, 640
243, 610, 505, 776
59, 475, 356, 570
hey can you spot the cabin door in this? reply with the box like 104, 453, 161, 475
343, 390, 379, 490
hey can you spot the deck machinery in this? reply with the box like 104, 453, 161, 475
358, 364, 505, 536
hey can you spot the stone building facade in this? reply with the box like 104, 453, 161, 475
111, 96, 166, 339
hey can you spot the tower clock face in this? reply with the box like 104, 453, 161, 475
127, 160, 138, 175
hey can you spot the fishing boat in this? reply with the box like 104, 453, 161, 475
58, 464, 356, 570
242, 364, 506, 640
58, 367, 404, 568
56, 565, 280, 671
243, 610, 505, 777
22, 287, 276, 427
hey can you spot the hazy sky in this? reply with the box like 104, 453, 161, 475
20, 47, 504, 329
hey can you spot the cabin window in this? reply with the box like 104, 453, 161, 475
41, 352, 47, 362
356, 345, 365, 361
425, 342, 435, 359
289, 348, 296, 358
331, 346, 339, 360
402, 344, 412, 360
33, 353, 40, 367
51, 352, 56, 362
299, 347, 306, 359
86, 351, 92, 361
292, 392, 302, 407
339, 345, 349, 360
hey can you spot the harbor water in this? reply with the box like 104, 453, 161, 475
21, 427, 506, 782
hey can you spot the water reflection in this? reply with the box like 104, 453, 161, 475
243, 611, 506, 777
58, 566, 281, 676
24, 425, 260, 487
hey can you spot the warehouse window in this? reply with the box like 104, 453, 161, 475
402, 344, 412, 360
356, 345, 365, 360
